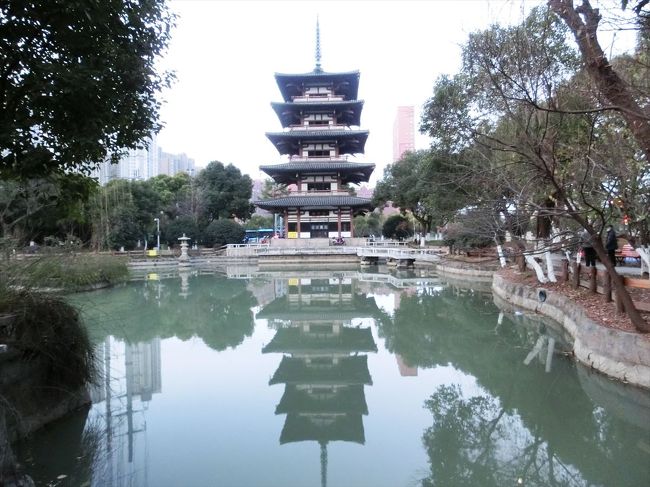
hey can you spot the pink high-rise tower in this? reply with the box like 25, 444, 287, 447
392, 106, 415, 162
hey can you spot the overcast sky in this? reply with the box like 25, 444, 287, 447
155, 0, 630, 185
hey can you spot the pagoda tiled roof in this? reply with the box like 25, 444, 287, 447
266, 130, 369, 156
275, 70, 360, 102
259, 161, 374, 184
262, 326, 377, 354
271, 100, 363, 127
280, 413, 365, 444
269, 355, 372, 386
256, 293, 382, 321
275, 384, 369, 415
253, 194, 373, 211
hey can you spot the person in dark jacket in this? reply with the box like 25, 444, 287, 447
580, 229, 596, 267
605, 225, 618, 266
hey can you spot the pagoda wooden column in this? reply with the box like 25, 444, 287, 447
337, 209, 342, 237
284, 209, 288, 237
349, 209, 354, 237
297, 208, 301, 238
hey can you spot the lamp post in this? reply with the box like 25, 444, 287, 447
154, 218, 160, 250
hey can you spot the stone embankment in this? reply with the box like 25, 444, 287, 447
492, 272, 650, 390
435, 257, 499, 279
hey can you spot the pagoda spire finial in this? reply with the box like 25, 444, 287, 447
315, 16, 322, 72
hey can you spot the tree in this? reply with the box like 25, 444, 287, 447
353, 212, 382, 237
0, 0, 174, 179
244, 214, 273, 230
0, 173, 95, 243
163, 216, 199, 246
382, 214, 413, 240
374, 150, 469, 233
421, 6, 649, 330
195, 162, 253, 222
548, 0, 650, 162
260, 178, 289, 199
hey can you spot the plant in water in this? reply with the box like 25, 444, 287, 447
0, 289, 96, 391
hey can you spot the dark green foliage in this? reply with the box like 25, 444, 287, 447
373, 150, 470, 232
163, 216, 199, 246
196, 162, 253, 222
0, 290, 96, 390
382, 214, 413, 240
244, 214, 274, 230
353, 212, 382, 237
107, 206, 141, 250
0, 0, 174, 179
203, 219, 245, 247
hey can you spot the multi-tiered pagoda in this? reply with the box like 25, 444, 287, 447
254, 22, 374, 240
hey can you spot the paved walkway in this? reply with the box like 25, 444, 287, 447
549, 252, 645, 277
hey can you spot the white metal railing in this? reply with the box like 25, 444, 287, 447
365, 240, 410, 247
256, 246, 357, 256
357, 247, 442, 262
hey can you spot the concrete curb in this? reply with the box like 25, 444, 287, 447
435, 260, 496, 278
492, 273, 650, 390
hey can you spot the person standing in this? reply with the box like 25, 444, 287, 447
605, 225, 618, 266
581, 229, 596, 267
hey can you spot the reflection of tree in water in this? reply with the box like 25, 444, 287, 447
378, 286, 650, 487
422, 384, 583, 487
75, 275, 257, 351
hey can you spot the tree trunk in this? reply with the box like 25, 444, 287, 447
592, 238, 649, 332
548, 0, 650, 162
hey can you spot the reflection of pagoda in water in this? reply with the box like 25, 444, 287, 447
261, 276, 378, 486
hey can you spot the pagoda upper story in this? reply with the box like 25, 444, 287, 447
264, 69, 369, 158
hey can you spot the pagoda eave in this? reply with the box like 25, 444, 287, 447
259, 162, 374, 184
271, 100, 364, 127
266, 130, 369, 156
275, 70, 360, 102
253, 195, 373, 211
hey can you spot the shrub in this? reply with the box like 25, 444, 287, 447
203, 219, 245, 247
0, 289, 96, 390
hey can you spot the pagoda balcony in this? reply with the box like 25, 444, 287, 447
292, 94, 345, 102
288, 155, 349, 161
289, 189, 353, 197
287, 124, 350, 131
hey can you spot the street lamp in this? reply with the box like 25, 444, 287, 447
154, 218, 160, 250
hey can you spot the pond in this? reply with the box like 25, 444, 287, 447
16, 267, 650, 487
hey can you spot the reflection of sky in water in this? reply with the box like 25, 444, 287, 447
15, 271, 650, 487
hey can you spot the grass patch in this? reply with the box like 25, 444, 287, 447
0, 253, 128, 291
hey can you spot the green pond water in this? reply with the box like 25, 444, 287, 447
16, 268, 650, 487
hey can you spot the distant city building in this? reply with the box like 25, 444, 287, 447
158, 150, 196, 178
91, 133, 196, 185
392, 106, 415, 162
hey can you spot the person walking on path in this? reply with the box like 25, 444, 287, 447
581, 229, 597, 267
605, 225, 618, 266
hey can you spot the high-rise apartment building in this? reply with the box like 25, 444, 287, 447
90, 133, 195, 185
392, 106, 415, 162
